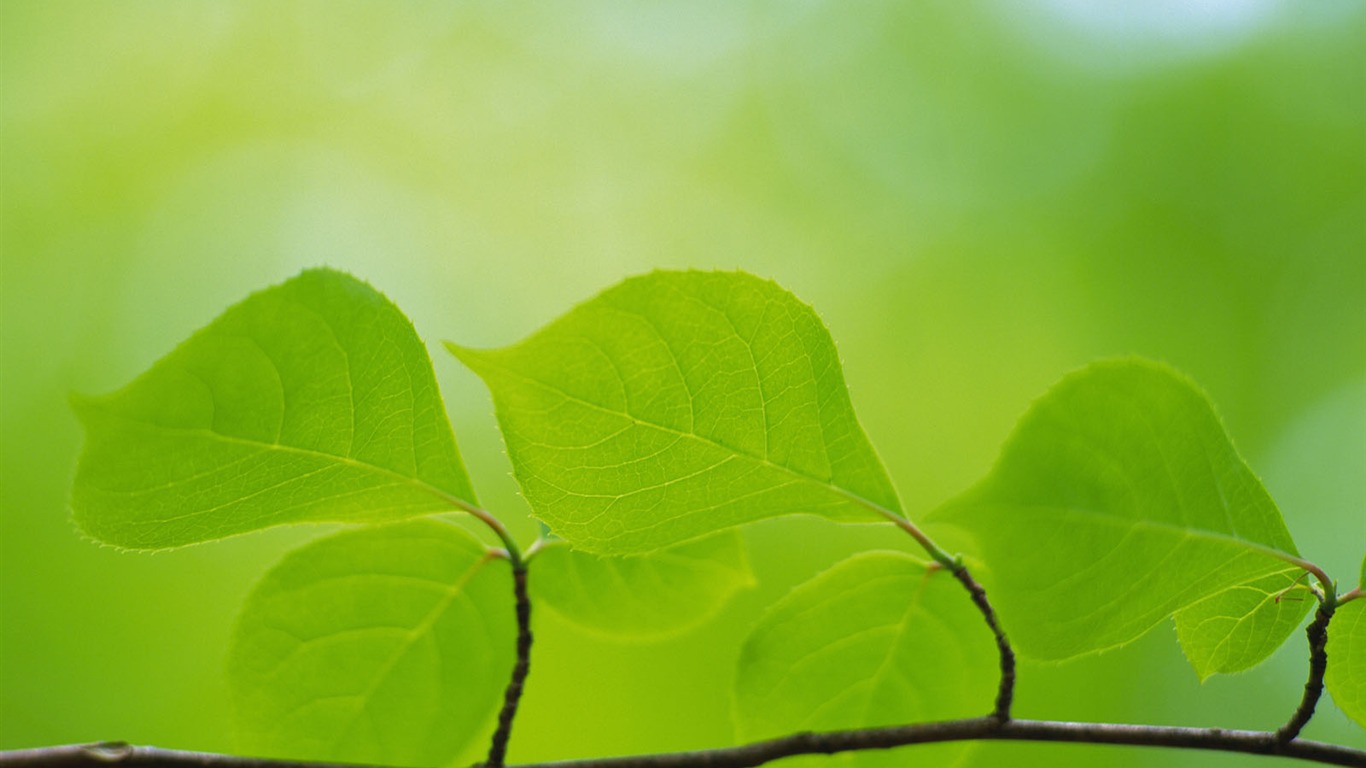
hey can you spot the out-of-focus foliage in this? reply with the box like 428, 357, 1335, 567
735, 551, 996, 768
532, 533, 755, 641
228, 519, 514, 765
2, 2, 1363, 766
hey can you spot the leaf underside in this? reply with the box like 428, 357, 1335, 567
734, 551, 995, 768
449, 270, 901, 555
1173, 567, 1312, 680
71, 268, 476, 549
1325, 554, 1366, 730
1326, 597, 1366, 730
932, 359, 1305, 668
532, 531, 754, 640
229, 519, 513, 765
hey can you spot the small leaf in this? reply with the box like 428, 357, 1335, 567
734, 552, 995, 768
531, 531, 753, 640
1326, 594, 1365, 730
931, 359, 1306, 661
448, 270, 900, 554
1174, 567, 1312, 680
228, 519, 513, 765
72, 268, 476, 548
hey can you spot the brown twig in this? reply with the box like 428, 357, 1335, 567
6, 719, 1363, 768
948, 563, 1016, 720
485, 564, 533, 767
1278, 598, 1336, 743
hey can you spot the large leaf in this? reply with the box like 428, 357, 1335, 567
531, 531, 753, 640
1325, 556, 1366, 730
229, 519, 513, 765
931, 359, 1305, 661
734, 551, 995, 768
1173, 567, 1312, 680
448, 270, 899, 554
72, 268, 476, 549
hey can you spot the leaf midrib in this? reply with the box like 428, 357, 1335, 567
460, 351, 898, 519
967, 501, 1310, 576
95, 408, 471, 515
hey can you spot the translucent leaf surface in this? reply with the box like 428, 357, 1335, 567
1326, 597, 1366, 730
448, 270, 899, 554
931, 359, 1305, 661
72, 269, 476, 548
531, 531, 753, 640
1326, 554, 1366, 730
229, 519, 513, 764
1173, 567, 1312, 680
734, 551, 994, 768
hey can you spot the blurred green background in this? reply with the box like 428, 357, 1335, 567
2, 2, 1363, 766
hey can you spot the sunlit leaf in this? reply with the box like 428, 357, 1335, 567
931, 359, 1305, 661
1325, 554, 1366, 730
734, 551, 994, 768
532, 531, 753, 640
72, 268, 476, 548
1326, 596, 1366, 730
229, 519, 513, 764
1174, 567, 1312, 680
448, 270, 899, 554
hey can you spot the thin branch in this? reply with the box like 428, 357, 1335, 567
949, 563, 1016, 720
875, 508, 1017, 720
1278, 597, 1336, 743
485, 564, 534, 768
505, 719, 1366, 768
6, 720, 1362, 768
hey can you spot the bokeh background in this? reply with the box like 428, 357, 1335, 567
2, 2, 1363, 766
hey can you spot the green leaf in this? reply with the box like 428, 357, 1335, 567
1173, 567, 1312, 680
1326, 594, 1366, 730
228, 519, 513, 765
72, 268, 476, 549
448, 270, 899, 554
734, 552, 995, 768
931, 359, 1306, 661
531, 531, 754, 640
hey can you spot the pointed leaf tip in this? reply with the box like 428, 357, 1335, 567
71, 269, 477, 548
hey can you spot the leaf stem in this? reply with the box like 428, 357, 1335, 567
1280, 556, 1335, 603
868, 507, 958, 570
1277, 589, 1337, 743
448, 499, 524, 569
484, 563, 534, 768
